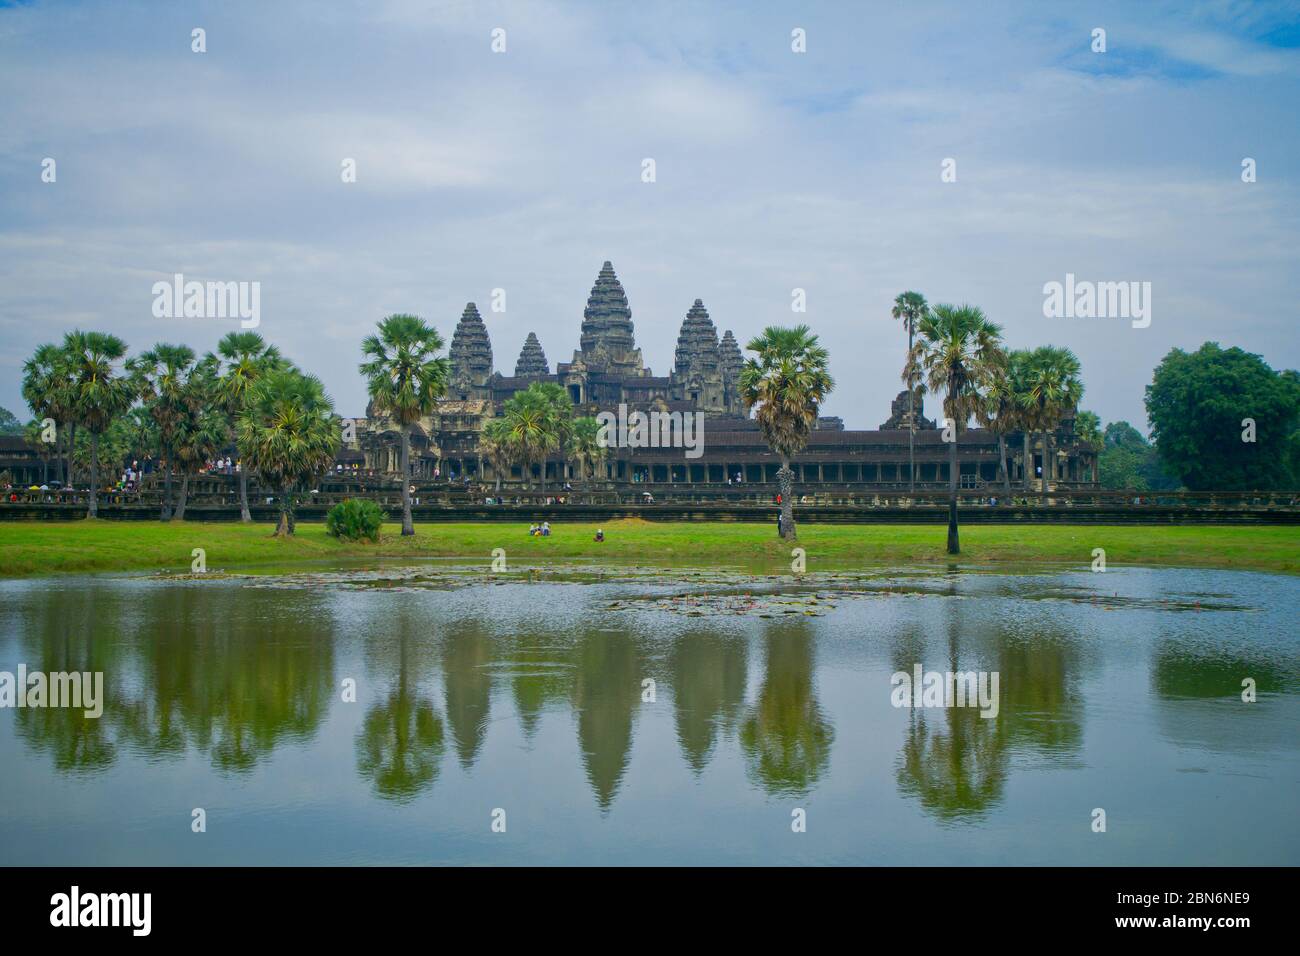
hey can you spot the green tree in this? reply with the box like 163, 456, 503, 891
1075, 410, 1102, 446
497, 381, 572, 490
892, 291, 929, 492
170, 359, 228, 521
567, 415, 606, 482
63, 331, 137, 517
21, 343, 77, 486
976, 349, 1032, 495
1145, 343, 1300, 490
0, 406, 23, 435
907, 305, 1004, 553
128, 344, 204, 521
23, 419, 56, 485
1019, 346, 1083, 491
739, 325, 834, 540
480, 418, 513, 492
359, 314, 449, 535
236, 369, 340, 536
209, 331, 286, 522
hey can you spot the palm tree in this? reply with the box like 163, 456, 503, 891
977, 348, 1032, 496
359, 315, 449, 536
236, 369, 340, 536
567, 416, 606, 482
171, 362, 228, 521
738, 325, 834, 541
480, 419, 513, 492
23, 419, 55, 485
1020, 346, 1083, 492
63, 331, 136, 517
892, 291, 929, 493
210, 331, 285, 522
498, 382, 571, 490
908, 304, 1004, 554
1075, 410, 1102, 446
21, 343, 77, 486
128, 344, 202, 520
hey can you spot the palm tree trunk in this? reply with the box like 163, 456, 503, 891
907, 326, 915, 493
997, 432, 1011, 494
947, 390, 960, 554
276, 485, 291, 536
66, 421, 77, 487
88, 432, 100, 518
239, 468, 252, 522
161, 460, 173, 521
1022, 432, 1031, 491
400, 430, 414, 536
176, 473, 189, 521
1039, 431, 1048, 491
777, 457, 796, 540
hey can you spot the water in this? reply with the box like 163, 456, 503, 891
1, 563, 1296, 865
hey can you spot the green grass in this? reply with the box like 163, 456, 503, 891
0, 518, 1295, 578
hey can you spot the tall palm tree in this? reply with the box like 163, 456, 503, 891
236, 369, 340, 536
21, 343, 77, 486
63, 331, 136, 517
977, 348, 1032, 496
1020, 346, 1083, 492
171, 360, 228, 521
567, 415, 606, 482
908, 304, 1004, 554
480, 419, 513, 492
892, 291, 929, 493
210, 331, 285, 522
359, 314, 449, 536
738, 325, 834, 541
128, 343, 202, 521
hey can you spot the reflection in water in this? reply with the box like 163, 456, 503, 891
739, 622, 833, 797
16, 584, 335, 774
670, 630, 747, 774
572, 630, 643, 810
356, 606, 444, 802
4, 567, 1295, 865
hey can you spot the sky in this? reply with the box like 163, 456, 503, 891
1, 0, 1298, 430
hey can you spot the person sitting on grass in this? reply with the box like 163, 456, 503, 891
529, 523, 538, 536
541, 521, 551, 536
594, 529, 604, 542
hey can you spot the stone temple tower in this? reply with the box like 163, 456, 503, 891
514, 332, 549, 379
569, 261, 645, 378
671, 299, 726, 413
719, 329, 745, 416
448, 302, 493, 396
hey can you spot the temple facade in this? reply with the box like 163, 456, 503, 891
353, 261, 1099, 490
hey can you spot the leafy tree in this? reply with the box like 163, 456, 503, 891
891, 291, 929, 491
170, 359, 229, 520
1097, 421, 1179, 491
976, 349, 1032, 495
739, 325, 834, 541
1075, 410, 1102, 446
479, 418, 513, 492
359, 315, 449, 535
1019, 346, 1083, 490
23, 419, 56, 485
209, 331, 286, 522
63, 331, 136, 517
907, 305, 1003, 554
568, 416, 606, 482
21, 343, 77, 485
497, 381, 572, 490
1145, 343, 1300, 490
0, 406, 23, 435
129, 344, 204, 520
236, 369, 340, 536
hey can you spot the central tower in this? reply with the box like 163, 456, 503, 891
572, 261, 645, 377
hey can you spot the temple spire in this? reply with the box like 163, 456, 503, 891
515, 332, 549, 378
448, 302, 493, 385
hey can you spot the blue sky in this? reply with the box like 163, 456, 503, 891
2, 0, 1298, 429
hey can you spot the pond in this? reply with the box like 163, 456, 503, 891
1, 562, 1296, 865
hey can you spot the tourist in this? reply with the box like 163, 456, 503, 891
542, 521, 551, 536
529, 523, 538, 536
594, 529, 604, 542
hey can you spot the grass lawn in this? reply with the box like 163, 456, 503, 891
0, 518, 1295, 577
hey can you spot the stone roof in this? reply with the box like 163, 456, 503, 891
515, 332, 549, 378
673, 299, 720, 377
448, 302, 493, 382
579, 261, 637, 357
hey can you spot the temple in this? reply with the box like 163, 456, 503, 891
354, 261, 1099, 491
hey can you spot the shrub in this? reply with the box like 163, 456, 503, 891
325, 498, 386, 542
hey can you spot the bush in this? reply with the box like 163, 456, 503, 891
325, 498, 386, 542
